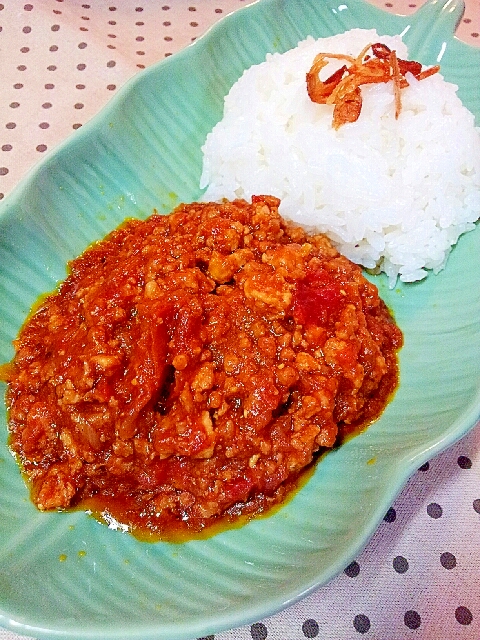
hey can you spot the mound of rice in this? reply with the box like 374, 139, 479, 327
200, 29, 480, 286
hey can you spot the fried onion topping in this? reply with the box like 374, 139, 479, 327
306, 42, 440, 129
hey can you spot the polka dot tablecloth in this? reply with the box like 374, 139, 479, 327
0, 1, 479, 640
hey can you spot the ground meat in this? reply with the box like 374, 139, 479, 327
2, 196, 402, 540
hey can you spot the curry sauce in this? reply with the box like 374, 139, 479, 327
2, 196, 402, 540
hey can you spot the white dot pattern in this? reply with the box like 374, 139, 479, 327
0, 1, 479, 639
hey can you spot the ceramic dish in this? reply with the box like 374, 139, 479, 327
0, 0, 479, 638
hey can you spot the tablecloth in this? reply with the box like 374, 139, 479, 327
0, 1, 479, 639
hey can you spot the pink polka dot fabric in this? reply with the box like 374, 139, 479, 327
0, 1, 479, 640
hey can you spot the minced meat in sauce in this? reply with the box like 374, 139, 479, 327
2, 196, 402, 541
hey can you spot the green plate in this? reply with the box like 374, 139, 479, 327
0, 0, 479, 638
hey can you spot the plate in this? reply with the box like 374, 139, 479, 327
0, 0, 479, 639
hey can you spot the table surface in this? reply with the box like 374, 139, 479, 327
0, 1, 479, 639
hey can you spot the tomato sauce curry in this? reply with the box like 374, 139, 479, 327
1, 196, 402, 541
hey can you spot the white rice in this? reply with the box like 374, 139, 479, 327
200, 29, 480, 286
